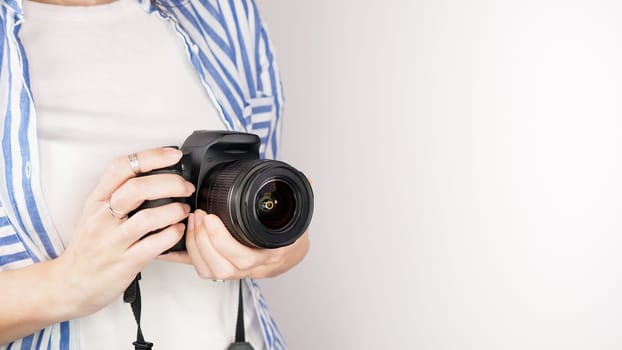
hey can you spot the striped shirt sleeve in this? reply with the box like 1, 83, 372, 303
0, 204, 34, 270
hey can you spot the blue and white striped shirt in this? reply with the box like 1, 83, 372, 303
0, 0, 286, 348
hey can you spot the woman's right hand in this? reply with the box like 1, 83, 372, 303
56, 147, 195, 318
0, 147, 196, 346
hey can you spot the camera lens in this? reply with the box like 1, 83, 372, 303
198, 159, 313, 249
255, 180, 296, 230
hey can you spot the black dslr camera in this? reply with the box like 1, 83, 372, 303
138, 130, 314, 251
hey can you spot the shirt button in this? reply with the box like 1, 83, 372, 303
24, 161, 32, 179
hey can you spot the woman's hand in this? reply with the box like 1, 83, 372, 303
57, 147, 194, 318
159, 210, 310, 280
0, 147, 196, 345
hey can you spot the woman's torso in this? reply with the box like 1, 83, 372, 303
20, 0, 265, 348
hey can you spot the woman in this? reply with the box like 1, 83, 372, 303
0, 0, 309, 348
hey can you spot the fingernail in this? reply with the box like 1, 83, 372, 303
186, 181, 196, 193
164, 148, 182, 160
187, 213, 195, 231
203, 215, 214, 231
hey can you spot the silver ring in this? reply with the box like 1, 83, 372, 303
212, 279, 225, 283
105, 195, 127, 219
128, 152, 141, 175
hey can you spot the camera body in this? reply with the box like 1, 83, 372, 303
139, 130, 314, 252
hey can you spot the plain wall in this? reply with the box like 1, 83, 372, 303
255, 1, 622, 349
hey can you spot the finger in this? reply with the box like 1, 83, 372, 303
125, 223, 186, 265
185, 213, 215, 279
91, 147, 183, 201
108, 173, 195, 215
229, 231, 310, 279
118, 202, 190, 246
192, 211, 239, 280
84, 200, 130, 236
203, 214, 275, 270
156, 251, 192, 264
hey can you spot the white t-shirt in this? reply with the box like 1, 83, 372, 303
20, 0, 265, 348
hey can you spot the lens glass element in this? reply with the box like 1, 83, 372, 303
255, 180, 296, 230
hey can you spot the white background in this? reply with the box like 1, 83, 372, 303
256, 1, 622, 349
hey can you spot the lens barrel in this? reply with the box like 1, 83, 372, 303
198, 159, 313, 249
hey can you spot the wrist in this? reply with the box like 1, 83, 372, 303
0, 257, 81, 344
45, 254, 83, 321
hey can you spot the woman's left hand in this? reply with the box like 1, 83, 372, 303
158, 210, 310, 280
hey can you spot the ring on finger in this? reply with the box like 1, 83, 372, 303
105, 194, 127, 219
128, 152, 141, 175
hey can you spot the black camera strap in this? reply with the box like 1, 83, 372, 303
227, 279, 255, 350
123, 273, 153, 350
123, 276, 254, 350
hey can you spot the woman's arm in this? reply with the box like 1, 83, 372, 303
0, 258, 73, 345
